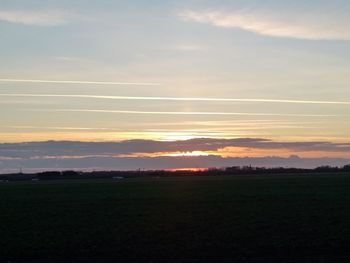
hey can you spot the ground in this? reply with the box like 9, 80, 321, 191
1, 174, 350, 262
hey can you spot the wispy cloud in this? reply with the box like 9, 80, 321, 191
0, 10, 73, 26
168, 44, 206, 51
1, 93, 350, 105
179, 7, 350, 40
30, 109, 337, 118
3, 125, 109, 131
0, 78, 160, 86
53, 56, 87, 62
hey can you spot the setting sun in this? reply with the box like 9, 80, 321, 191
165, 151, 210, 157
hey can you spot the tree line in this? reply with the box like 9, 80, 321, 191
1, 165, 350, 181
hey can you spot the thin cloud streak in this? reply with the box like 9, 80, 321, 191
3, 125, 109, 131
0, 10, 71, 26
31, 109, 338, 118
2, 125, 316, 133
1, 93, 350, 105
0, 79, 161, 86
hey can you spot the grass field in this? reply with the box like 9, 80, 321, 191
1, 174, 350, 262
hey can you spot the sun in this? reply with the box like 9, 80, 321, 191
165, 151, 210, 157
168, 168, 208, 172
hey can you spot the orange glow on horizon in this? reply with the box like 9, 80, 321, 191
117, 147, 350, 159
167, 168, 208, 172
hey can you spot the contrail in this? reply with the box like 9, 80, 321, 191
3, 125, 110, 131
31, 109, 338, 117
0, 78, 161, 86
1, 93, 350, 105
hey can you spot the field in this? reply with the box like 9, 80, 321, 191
1, 174, 350, 262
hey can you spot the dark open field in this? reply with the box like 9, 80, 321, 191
1, 174, 350, 262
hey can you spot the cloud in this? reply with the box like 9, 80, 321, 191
1, 93, 350, 105
1, 138, 350, 172
179, 8, 350, 40
168, 44, 207, 51
1, 138, 350, 159
0, 10, 73, 26
29, 108, 336, 118
53, 56, 88, 62
0, 78, 160, 86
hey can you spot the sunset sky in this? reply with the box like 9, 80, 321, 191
1, 0, 350, 172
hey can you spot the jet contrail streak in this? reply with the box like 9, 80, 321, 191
3, 125, 109, 131
0, 78, 161, 86
31, 109, 338, 118
1, 93, 350, 105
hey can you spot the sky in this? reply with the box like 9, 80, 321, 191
1, 0, 350, 172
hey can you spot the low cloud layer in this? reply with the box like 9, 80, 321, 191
1, 138, 350, 172
180, 7, 350, 40
1, 138, 350, 159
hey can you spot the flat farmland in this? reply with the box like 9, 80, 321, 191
1, 174, 350, 262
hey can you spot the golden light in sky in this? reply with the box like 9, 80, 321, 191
1, 1, 350, 171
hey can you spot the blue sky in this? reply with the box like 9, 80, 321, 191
0, 0, 350, 171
